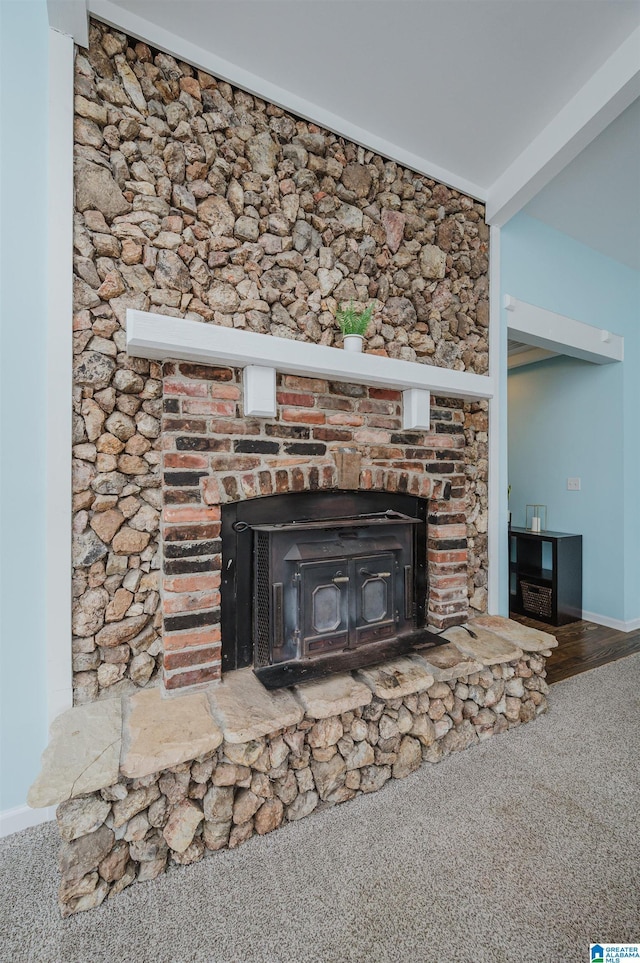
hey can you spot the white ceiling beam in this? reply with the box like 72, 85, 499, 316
507, 347, 557, 370
47, 0, 89, 47
504, 296, 624, 365
87, 0, 485, 201
487, 27, 640, 226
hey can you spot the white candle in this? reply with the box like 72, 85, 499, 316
531, 516, 541, 533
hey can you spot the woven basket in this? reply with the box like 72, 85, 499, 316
520, 580, 553, 619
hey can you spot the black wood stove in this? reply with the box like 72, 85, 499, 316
221, 491, 444, 688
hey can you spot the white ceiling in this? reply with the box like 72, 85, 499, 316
105, 0, 640, 192
79, 1, 640, 267
524, 97, 640, 271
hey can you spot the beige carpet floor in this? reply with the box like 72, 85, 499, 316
1, 654, 638, 963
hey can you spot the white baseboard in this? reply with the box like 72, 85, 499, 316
0, 804, 54, 838
582, 610, 640, 633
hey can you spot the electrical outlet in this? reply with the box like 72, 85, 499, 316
567, 477, 581, 491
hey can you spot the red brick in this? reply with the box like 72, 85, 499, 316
422, 434, 465, 449
429, 575, 468, 590
240, 473, 258, 498
164, 453, 209, 470
207, 419, 261, 436
164, 645, 222, 671
369, 387, 402, 401
353, 428, 390, 444
264, 456, 308, 468
222, 476, 239, 500
429, 524, 467, 539
369, 446, 403, 459
259, 470, 273, 495
428, 550, 468, 564
291, 467, 305, 491
164, 626, 221, 652
164, 522, 220, 542
164, 573, 220, 594
177, 363, 233, 381
282, 408, 326, 425
163, 591, 220, 614
321, 465, 335, 488
164, 379, 209, 397
163, 505, 221, 524
316, 395, 354, 412
327, 413, 363, 427
365, 416, 400, 430
164, 663, 221, 689
183, 399, 236, 417
313, 427, 354, 443
182, 398, 238, 415
276, 391, 315, 407
389, 460, 424, 472
201, 477, 222, 505
211, 455, 261, 471
162, 417, 208, 434
358, 399, 395, 415
282, 375, 329, 393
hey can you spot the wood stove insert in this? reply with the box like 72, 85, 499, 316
221, 491, 445, 687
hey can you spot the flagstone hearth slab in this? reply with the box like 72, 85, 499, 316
294, 673, 373, 719
443, 625, 523, 666
207, 668, 304, 743
416, 644, 483, 683
357, 657, 435, 699
28, 700, 122, 808
120, 687, 222, 779
471, 615, 558, 652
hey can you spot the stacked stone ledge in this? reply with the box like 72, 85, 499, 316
27, 617, 557, 917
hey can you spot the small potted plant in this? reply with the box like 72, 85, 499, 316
336, 300, 373, 353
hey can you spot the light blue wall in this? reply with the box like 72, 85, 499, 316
0, 0, 49, 812
502, 213, 640, 624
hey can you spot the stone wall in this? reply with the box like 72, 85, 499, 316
71, 19, 490, 704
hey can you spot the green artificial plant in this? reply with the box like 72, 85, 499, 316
336, 300, 374, 337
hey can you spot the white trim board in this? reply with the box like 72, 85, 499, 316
47, 0, 89, 47
487, 26, 640, 226
504, 296, 624, 365
0, 805, 55, 839
126, 311, 495, 413
487, 225, 502, 614
86, 0, 484, 202
582, 611, 640, 634
46, 28, 74, 725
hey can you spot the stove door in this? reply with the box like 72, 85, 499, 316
299, 561, 350, 656
352, 552, 397, 648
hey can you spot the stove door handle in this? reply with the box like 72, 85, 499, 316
332, 575, 350, 584
360, 569, 391, 578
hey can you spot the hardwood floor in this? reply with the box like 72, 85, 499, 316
510, 613, 640, 684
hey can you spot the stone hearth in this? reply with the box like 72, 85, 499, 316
29, 617, 556, 917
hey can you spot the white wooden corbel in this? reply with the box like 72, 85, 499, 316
244, 365, 276, 417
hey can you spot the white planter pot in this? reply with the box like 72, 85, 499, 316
343, 334, 364, 352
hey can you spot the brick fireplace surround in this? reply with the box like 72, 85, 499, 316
161, 360, 479, 691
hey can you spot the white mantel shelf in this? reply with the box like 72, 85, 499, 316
126, 311, 494, 429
